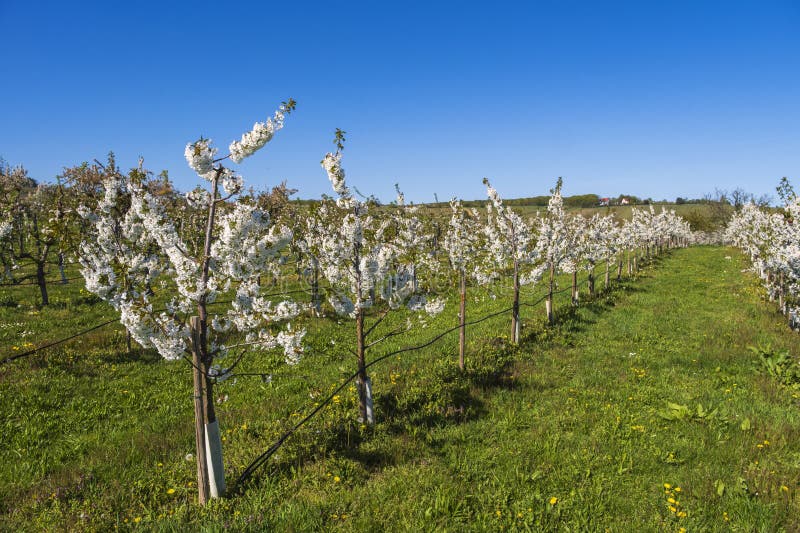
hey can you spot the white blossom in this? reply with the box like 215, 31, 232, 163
229, 107, 286, 163
184, 138, 217, 178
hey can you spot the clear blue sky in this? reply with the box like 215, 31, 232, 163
2, 0, 798, 203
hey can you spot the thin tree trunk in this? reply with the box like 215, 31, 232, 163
194, 172, 225, 503
588, 266, 595, 296
311, 263, 321, 316
58, 252, 67, 284
353, 217, 374, 425
571, 270, 578, 306
511, 259, 520, 343
605, 260, 610, 290
458, 271, 466, 371
191, 316, 211, 506
36, 256, 48, 306
546, 263, 555, 325
356, 306, 373, 424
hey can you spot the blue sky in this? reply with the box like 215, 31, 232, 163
1, 1, 798, 203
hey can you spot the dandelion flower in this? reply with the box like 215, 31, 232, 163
549, 497, 558, 505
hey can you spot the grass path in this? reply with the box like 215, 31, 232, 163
297, 246, 800, 531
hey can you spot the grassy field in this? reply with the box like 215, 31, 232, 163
1, 246, 799, 531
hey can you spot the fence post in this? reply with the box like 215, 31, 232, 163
190, 316, 211, 505
459, 271, 466, 371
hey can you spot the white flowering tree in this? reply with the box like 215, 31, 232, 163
443, 198, 484, 370
78, 101, 304, 504
559, 214, 587, 306
482, 178, 544, 343
390, 184, 441, 296
0, 163, 72, 304
535, 178, 573, 325
302, 131, 444, 424
727, 200, 800, 325
580, 214, 618, 295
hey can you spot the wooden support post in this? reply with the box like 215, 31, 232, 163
571, 271, 578, 306
511, 260, 520, 344
458, 271, 466, 371
190, 316, 211, 505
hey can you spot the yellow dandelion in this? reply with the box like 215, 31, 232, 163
549, 497, 558, 505
133, 516, 141, 523
674, 487, 681, 492
664, 483, 672, 489
333, 476, 341, 483
667, 497, 676, 504
495, 510, 502, 517
167, 488, 175, 495
781, 485, 789, 492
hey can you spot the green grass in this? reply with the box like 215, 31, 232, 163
1, 246, 799, 531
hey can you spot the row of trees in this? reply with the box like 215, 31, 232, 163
725, 180, 800, 329
1, 105, 695, 505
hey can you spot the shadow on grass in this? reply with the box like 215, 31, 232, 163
236, 253, 672, 494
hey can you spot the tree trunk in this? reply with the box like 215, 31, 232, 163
458, 271, 466, 371
36, 258, 48, 306
191, 317, 211, 506
58, 252, 68, 284
588, 267, 595, 296
546, 263, 555, 325
571, 270, 578, 306
311, 263, 321, 316
511, 260, 520, 343
355, 306, 373, 424
604, 260, 610, 290
192, 172, 226, 504
617, 258, 623, 281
